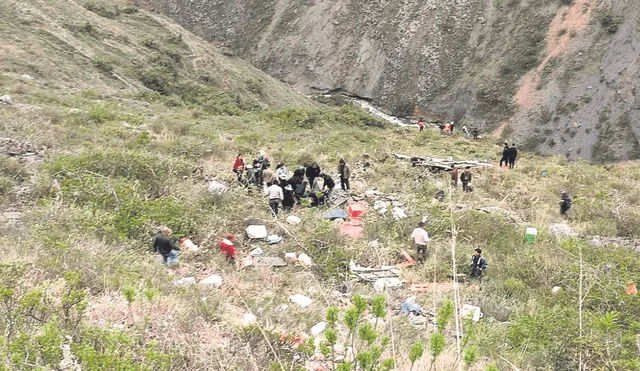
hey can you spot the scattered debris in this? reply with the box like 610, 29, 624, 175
374, 200, 389, 214
286, 215, 302, 225
589, 235, 640, 251
249, 247, 264, 257
267, 235, 282, 245
200, 275, 223, 288
373, 277, 403, 292
627, 282, 638, 296
460, 304, 483, 322
324, 209, 349, 220
174, 277, 197, 286
298, 253, 313, 266
246, 225, 268, 239
252, 256, 287, 267
339, 219, 364, 238
548, 224, 577, 239
350, 261, 400, 283
207, 180, 228, 195
0, 137, 40, 157
401, 300, 423, 315
347, 202, 367, 218
391, 206, 407, 220
285, 252, 297, 262
180, 238, 199, 251
289, 294, 313, 308
410, 282, 458, 293
368, 240, 381, 249
525, 227, 538, 244
434, 190, 445, 202
393, 153, 493, 171
310, 322, 327, 336
0, 95, 13, 105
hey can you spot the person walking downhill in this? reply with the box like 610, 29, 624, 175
560, 191, 572, 219
232, 154, 245, 182
153, 226, 179, 265
338, 159, 352, 192
461, 166, 473, 192
508, 143, 518, 169
500, 143, 510, 168
451, 167, 459, 189
470, 248, 488, 279
265, 181, 284, 216
411, 221, 431, 264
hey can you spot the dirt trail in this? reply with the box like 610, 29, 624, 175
514, 0, 595, 109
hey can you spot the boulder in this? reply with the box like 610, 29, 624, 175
548, 224, 577, 239
207, 180, 228, 195
0, 95, 12, 105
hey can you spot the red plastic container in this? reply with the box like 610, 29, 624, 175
347, 202, 367, 218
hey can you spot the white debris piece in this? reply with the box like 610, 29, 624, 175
250, 247, 264, 257
552, 286, 562, 294
207, 180, 228, 195
310, 322, 327, 336
391, 207, 407, 220
287, 215, 302, 225
174, 277, 197, 286
246, 225, 268, 239
241, 313, 257, 326
460, 304, 483, 322
373, 277, 403, 292
200, 275, 223, 288
298, 253, 313, 266
289, 294, 313, 308
0, 95, 13, 105
20, 74, 34, 81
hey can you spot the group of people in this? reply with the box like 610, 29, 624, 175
411, 221, 488, 278
451, 166, 474, 192
499, 142, 518, 169
417, 118, 480, 140
233, 151, 353, 216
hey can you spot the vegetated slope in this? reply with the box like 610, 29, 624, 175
150, 0, 640, 161
2, 0, 640, 370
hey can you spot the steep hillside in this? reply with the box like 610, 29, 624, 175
150, 0, 640, 161
2, 1, 640, 371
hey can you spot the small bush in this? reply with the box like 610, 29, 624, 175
597, 8, 623, 34
84, 3, 119, 19
93, 58, 114, 75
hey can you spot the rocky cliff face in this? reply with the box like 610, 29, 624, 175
150, 0, 639, 161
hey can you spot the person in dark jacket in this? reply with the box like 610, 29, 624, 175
282, 184, 295, 212
470, 248, 488, 279
306, 162, 321, 187
472, 128, 479, 140
321, 172, 336, 202
289, 167, 307, 203
451, 167, 459, 188
460, 167, 473, 192
560, 191, 572, 219
508, 143, 518, 169
500, 143, 510, 168
153, 226, 179, 265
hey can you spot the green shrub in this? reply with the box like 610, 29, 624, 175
597, 8, 623, 34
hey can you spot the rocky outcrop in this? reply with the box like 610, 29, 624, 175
151, 0, 640, 160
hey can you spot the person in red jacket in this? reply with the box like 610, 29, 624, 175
233, 154, 245, 182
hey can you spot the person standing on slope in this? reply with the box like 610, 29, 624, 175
470, 248, 488, 279
500, 143, 510, 168
338, 159, 352, 192
306, 162, 321, 190
232, 154, 245, 182
411, 221, 431, 264
560, 191, 572, 219
265, 181, 284, 216
509, 143, 518, 169
451, 167, 459, 189
418, 118, 425, 132
461, 166, 473, 192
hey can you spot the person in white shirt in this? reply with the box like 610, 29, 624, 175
264, 182, 284, 216
411, 221, 431, 263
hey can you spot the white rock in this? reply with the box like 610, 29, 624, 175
0, 95, 13, 105
20, 74, 34, 81
286, 215, 302, 224
200, 275, 223, 288
310, 321, 327, 336
548, 224, 577, 238
289, 294, 313, 308
552, 286, 562, 294
68, 108, 83, 114
249, 247, 264, 256
207, 180, 228, 195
